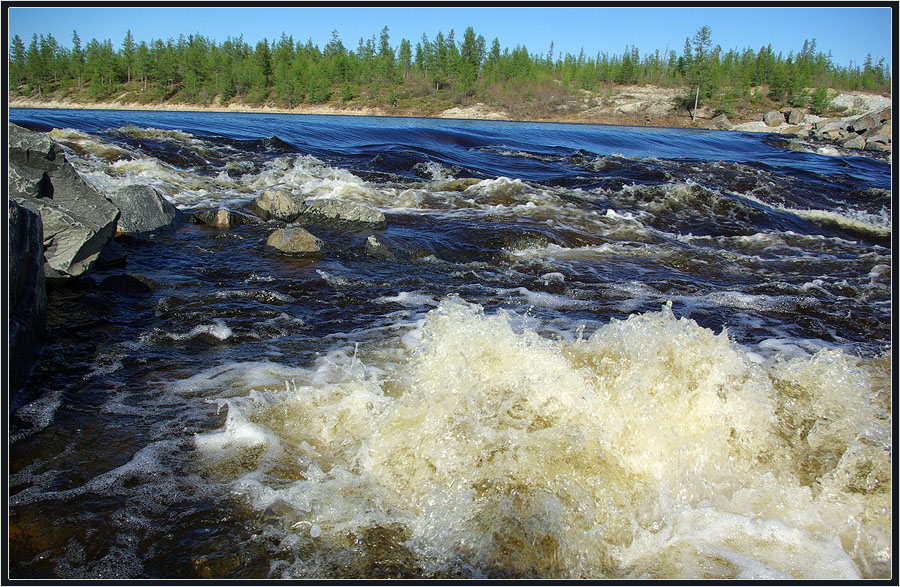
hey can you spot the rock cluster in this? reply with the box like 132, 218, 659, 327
246, 187, 387, 256
713, 94, 892, 157
7, 123, 187, 392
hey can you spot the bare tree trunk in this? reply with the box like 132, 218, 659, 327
691, 84, 700, 121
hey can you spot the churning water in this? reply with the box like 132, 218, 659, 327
7, 108, 892, 579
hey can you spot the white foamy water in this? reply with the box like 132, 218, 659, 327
192, 298, 891, 579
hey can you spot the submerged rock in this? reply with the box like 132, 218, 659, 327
265, 226, 324, 255
365, 234, 396, 260
192, 208, 257, 229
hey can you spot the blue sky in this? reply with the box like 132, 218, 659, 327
7, 5, 893, 71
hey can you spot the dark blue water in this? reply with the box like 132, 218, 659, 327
8, 108, 893, 580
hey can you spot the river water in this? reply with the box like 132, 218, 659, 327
7, 108, 893, 579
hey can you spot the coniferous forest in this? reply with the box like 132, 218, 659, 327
8, 25, 892, 119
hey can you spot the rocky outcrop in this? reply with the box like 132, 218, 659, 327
810, 105, 892, 154
250, 189, 386, 227
730, 93, 892, 157
8, 123, 120, 278
8, 200, 48, 392
265, 226, 324, 255
105, 184, 182, 235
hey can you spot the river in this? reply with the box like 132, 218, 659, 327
7, 108, 892, 579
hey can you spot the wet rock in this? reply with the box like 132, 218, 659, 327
763, 110, 785, 127
8, 123, 120, 278
297, 199, 386, 228
192, 208, 257, 229
105, 184, 182, 235
95, 240, 128, 269
365, 234, 396, 260
705, 114, 732, 130
432, 178, 482, 192
265, 226, 324, 255
8, 199, 47, 392
99, 273, 156, 294
249, 187, 304, 221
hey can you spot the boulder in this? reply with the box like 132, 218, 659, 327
864, 141, 891, 152
786, 127, 810, 139
95, 240, 128, 269
265, 226, 324, 255
365, 234, 396, 260
764, 110, 785, 127
105, 184, 181, 235
99, 273, 156, 294
297, 199, 386, 227
9, 123, 120, 278
787, 108, 804, 124
705, 114, 732, 130
848, 113, 879, 133
875, 106, 891, 122
8, 200, 48, 392
192, 208, 257, 229
841, 134, 866, 150
250, 187, 304, 221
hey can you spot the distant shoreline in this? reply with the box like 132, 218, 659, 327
8, 95, 704, 130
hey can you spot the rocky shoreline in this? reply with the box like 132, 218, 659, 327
9, 88, 892, 158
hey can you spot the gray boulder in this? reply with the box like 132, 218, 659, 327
297, 199, 386, 227
787, 108, 805, 125
9, 123, 119, 278
8, 200, 47, 392
841, 134, 866, 150
764, 110, 785, 127
105, 184, 181, 235
705, 114, 732, 130
865, 140, 891, 152
250, 188, 304, 221
265, 226, 324, 255
848, 113, 879, 133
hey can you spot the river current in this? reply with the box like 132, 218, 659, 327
7, 108, 893, 579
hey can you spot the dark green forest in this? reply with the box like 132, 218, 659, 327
8, 24, 892, 117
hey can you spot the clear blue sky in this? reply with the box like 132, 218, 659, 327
7, 5, 893, 71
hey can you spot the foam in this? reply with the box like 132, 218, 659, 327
191, 298, 891, 578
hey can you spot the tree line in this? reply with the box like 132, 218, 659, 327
8, 24, 892, 115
